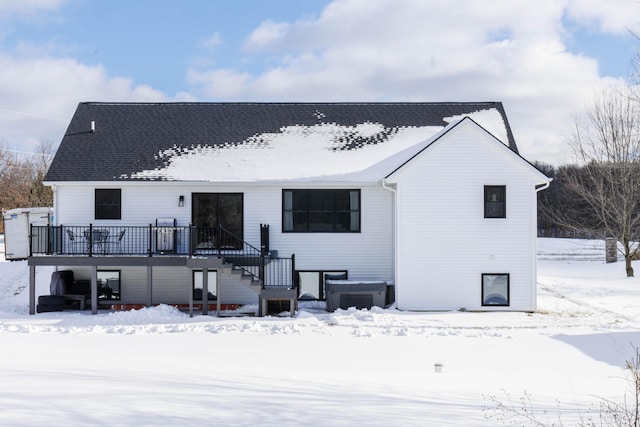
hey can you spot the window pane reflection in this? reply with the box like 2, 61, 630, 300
97, 270, 120, 300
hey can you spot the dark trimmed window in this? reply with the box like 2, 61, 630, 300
97, 270, 121, 301
484, 185, 506, 218
296, 270, 348, 300
193, 270, 217, 301
95, 189, 121, 220
283, 189, 360, 232
482, 273, 509, 306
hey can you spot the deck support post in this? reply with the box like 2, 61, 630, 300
216, 269, 221, 317
146, 265, 153, 307
91, 265, 98, 314
202, 267, 209, 315
29, 264, 36, 315
259, 296, 265, 317
188, 276, 194, 318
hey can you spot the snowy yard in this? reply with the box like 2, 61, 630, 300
1, 236, 640, 426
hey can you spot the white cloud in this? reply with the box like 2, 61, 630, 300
201, 32, 223, 50
187, 0, 636, 165
566, 0, 639, 34
0, 0, 66, 20
0, 55, 168, 153
186, 68, 253, 99
245, 20, 290, 51
0, 0, 67, 43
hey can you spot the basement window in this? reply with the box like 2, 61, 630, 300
296, 270, 348, 300
193, 270, 217, 301
97, 270, 120, 301
482, 273, 510, 306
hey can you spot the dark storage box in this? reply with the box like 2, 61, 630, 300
325, 280, 388, 311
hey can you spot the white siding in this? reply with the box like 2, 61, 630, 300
55, 184, 198, 226
148, 267, 190, 304
388, 120, 544, 311
55, 183, 395, 283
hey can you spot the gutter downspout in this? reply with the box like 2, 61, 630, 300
381, 179, 397, 306
531, 179, 552, 311
51, 184, 59, 274
535, 181, 551, 193
51, 184, 58, 226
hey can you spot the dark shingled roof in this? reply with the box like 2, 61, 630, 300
45, 102, 517, 182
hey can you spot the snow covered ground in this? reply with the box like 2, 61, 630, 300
1, 236, 640, 426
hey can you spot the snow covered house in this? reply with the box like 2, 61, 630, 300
28, 102, 550, 315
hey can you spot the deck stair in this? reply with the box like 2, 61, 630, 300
192, 225, 297, 316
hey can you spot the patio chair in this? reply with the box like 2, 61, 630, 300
65, 229, 86, 254
106, 229, 126, 254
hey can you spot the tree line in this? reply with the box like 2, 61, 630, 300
535, 161, 633, 239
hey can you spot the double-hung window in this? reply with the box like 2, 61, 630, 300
484, 185, 506, 218
95, 189, 121, 220
283, 189, 360, 232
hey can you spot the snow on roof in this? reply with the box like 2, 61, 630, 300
444, 108, 507, 145
129, 111, 505, 182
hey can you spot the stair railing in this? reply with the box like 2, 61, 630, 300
210, 224, 294, 289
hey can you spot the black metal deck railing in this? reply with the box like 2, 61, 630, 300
31, 224, 190, 256
29, 224, 294, 288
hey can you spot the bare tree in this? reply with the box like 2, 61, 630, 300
26, 140, 54, 207
565, 87, 640, 277
0, 140, 22, 210
0, 140, 54, 211
536, 163, 604, 239
0, 139, 16, 181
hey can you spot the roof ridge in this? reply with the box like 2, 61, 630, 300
81, 101, 502, 106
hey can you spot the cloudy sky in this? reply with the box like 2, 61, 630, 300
0, 0, 637, 166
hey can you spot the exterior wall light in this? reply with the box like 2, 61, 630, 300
178, 195, 185, 207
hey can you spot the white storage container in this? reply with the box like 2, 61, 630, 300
2, 207, 53, 260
